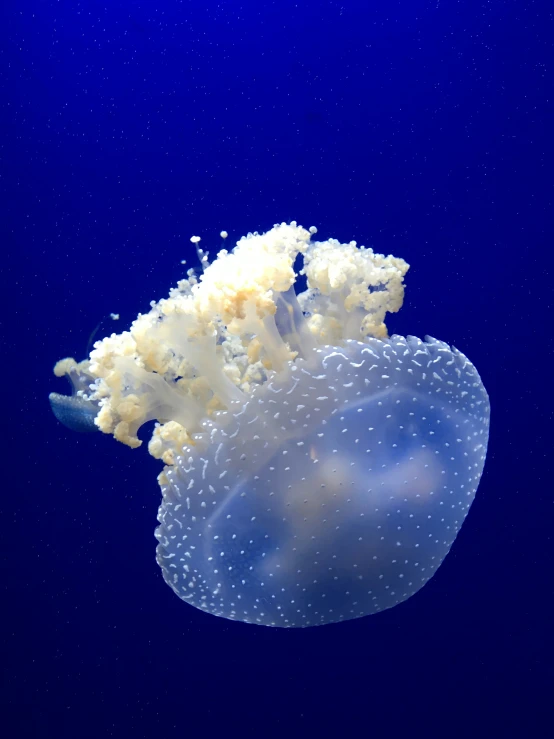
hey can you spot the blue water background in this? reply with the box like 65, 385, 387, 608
3, 1, 552, 736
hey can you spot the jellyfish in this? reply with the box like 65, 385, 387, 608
51, 222, 489, 627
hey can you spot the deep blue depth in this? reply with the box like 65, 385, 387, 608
3, 1, 553, 736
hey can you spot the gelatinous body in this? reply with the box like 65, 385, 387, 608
51, 222, 490, 627
156, 336, 489, 627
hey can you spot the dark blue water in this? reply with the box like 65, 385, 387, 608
3, 1, 552, 736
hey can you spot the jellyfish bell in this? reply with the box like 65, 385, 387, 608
50, 222, 490, 627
